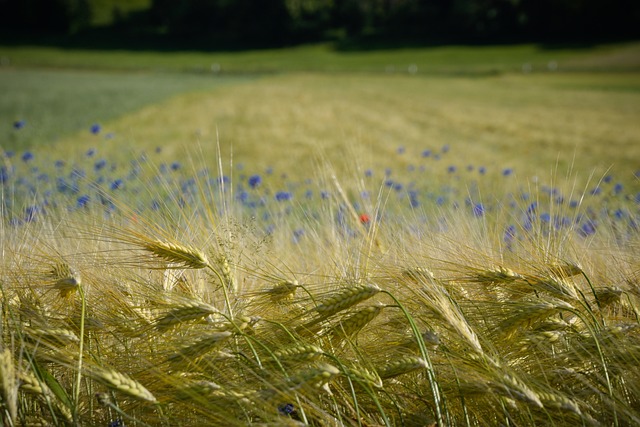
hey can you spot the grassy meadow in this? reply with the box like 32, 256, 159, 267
1, 42, 640, 426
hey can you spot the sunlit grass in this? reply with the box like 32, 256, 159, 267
20, 71, 638, 189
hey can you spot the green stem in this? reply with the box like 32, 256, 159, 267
381, 290, 444, 426
207, 266, 233, 317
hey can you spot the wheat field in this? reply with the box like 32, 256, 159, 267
1, 44, 640, 426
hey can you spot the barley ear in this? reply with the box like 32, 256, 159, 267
0, 349, 18, 424
92, 368, 157, 403
143, 240, 210, 269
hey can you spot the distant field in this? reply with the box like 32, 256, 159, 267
1, 41, 639, 74
1, 41, 639, 197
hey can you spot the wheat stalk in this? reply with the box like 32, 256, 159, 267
378, 356, 428, 379
0, 349, 17, 424
328, 304, 384, 341
46, 262, 81, 298
155, 299, 219, 331
143, 240, 210, 269
169, 331, 233, 363
92, 367, 157, 403
272, 344, 324, 363
264, 280, 300, 302
314, 284, 381, 318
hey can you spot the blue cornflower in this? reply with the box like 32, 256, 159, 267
569, 200, 579, 208
76, 195, 90, 208
0, 166, 9, 184
55, 160, 65, 168
110, 179, 123, 190
293, 228, 304, 240
24, 206, 39, 222
90, 123, 101, 134
248, 174, 262, 188
603, 175, 612, 183
478, 166, 486, 175
613, 183, 623, 195
237, 191, 249, 202
578, 221, 596, 237
275, 191, 292, 201
321, 191, 330, 199
86, 148, 96, 157
408, 190, 419, 208
14, 120, 26, 130
540, 212, 551, 223
613, 209, 624, 220
526, 202, 538, 214
447, 165, 457, 173
436, 196, 445, 206
365, 169, 373, 177
397, 146, 405, 154
22, 152, 34, 162
170, 162, 181, 171
278, 403, 295, 416
421, 149, 431, 157
590, 187, 601, 196
94, 159, 107, 171
504, 225, 517, 242
502, 168, 513, 176
472, 203, 485, 217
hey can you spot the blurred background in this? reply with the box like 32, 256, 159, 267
2, 0, 639, 48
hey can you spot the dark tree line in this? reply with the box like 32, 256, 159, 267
2, 0, 639, 45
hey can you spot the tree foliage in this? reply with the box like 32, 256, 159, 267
2, 0, 638, 43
